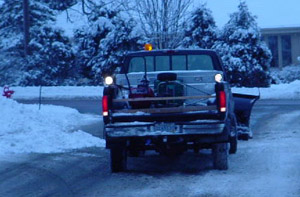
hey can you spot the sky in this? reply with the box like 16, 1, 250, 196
194, 0, 300, 28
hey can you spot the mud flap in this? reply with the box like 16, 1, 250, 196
212, 143, 228, 170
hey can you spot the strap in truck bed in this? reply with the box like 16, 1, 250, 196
113, 95, 214, 102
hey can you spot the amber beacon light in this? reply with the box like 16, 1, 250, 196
144, 43, 153, 51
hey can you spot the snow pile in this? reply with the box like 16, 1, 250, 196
260, 80, 300, 99
12, 86, 103, 100
232, 80, 300, 99
0, 96, 105, 156
270, 64, 300, 84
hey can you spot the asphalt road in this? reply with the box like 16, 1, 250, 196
1, 99, 299, 196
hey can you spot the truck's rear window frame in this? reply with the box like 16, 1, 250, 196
127, 54, 215, 73
121, 50, 224, 73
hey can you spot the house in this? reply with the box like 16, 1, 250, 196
261, 26, 300, 68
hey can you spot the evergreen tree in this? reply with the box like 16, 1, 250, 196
73, 4, 117, 84
92, 17, 143, 82
74, 4, 143, 84
213, 1, 271, 87
0, 0, 76, 86
21, 25, 74, 86
41, 0, 77, 10
0, 0, 55, 53
182, 3, 217, 49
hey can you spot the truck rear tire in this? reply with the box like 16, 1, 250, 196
212, 143, 228, 170
110, 147, 127, 172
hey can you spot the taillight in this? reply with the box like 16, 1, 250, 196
102, 95, 109, 116
219, 91, 226, 112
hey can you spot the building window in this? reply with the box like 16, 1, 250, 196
281, 35, 292, 66
267, 36, 279, 67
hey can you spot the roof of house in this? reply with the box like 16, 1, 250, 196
261, 26, 300, 35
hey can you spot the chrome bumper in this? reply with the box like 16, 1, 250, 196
105, 120, 225, 137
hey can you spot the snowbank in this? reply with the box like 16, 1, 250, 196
11, 86, 103, 100
0, 96, 105, 156
233, 80, 300, 99
270, 64, 300, 84
260, 80, 300, 99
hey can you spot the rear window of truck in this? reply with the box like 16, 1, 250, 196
128, 55, 214, 73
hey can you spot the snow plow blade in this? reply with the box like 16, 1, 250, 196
233, 93, 260, 140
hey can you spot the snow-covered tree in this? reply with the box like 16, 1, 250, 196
0, 52, 27, 86
182, 3, 217, 49
0, 0, 63, 85
92, 17, 144, 82
74, 4, 117, 83
74, 4, 143, 84
213, 1, 271, 87
0, 0, 55, 53
21, 25, 74, 86
41, 0, 77, 10
0, 0, 77, 86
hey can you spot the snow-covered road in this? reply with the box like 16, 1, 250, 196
0, 100, 299, 196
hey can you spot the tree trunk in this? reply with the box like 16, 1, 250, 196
23, 0, 30, 56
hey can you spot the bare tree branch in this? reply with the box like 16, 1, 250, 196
133, 0, 192, 49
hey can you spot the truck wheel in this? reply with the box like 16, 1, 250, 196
212, 143, 228, 170
110, 147, 127, 172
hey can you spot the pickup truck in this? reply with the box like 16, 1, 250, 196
102, 48, 259, 172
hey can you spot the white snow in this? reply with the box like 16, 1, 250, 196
0, 96, 105, 157
187, 110, 300, 196
11, 86, 103, 100
232, 80, 300, 99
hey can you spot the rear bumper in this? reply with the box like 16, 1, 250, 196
105, 120, 225, 138
105, 120, 229, 149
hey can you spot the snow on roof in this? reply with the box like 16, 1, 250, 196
196, 0, 300, 28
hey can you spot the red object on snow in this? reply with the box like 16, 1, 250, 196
2, 86, 15, 98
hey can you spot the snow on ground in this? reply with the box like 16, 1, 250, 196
7, 80, 300, 100
187, 110, 300, 197
0, 96, 105, 157
11, 86, 103, 100
232, 80, 300, 99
